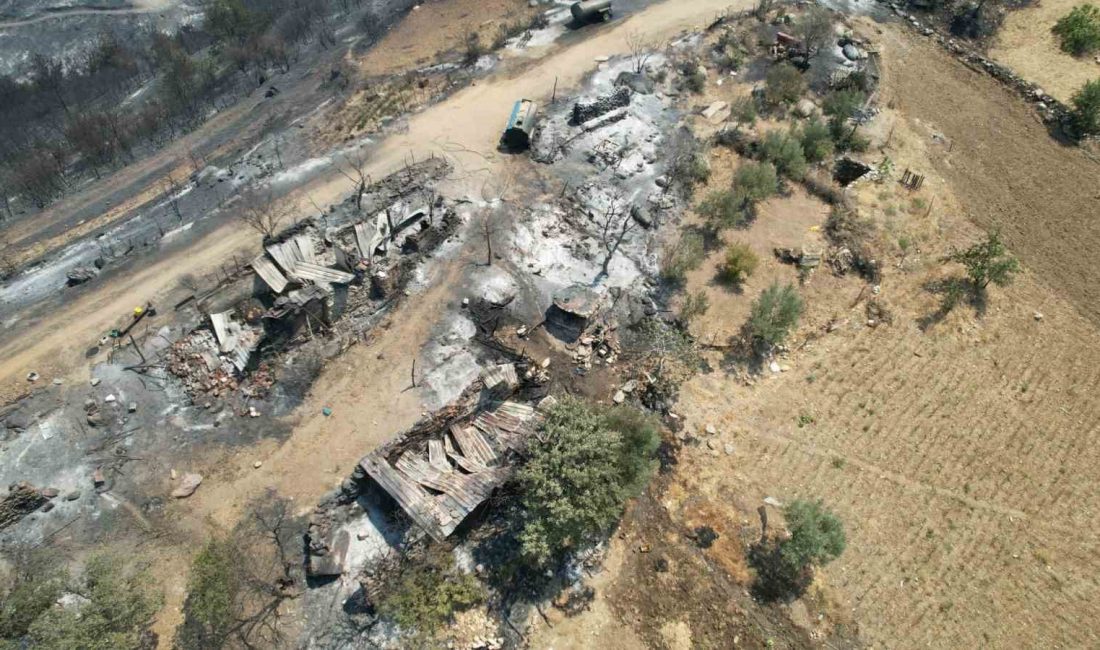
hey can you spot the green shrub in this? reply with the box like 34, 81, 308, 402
731, 96, 758, 125
764, 63, 806, 106
678, 59, 707, 93
734, 161, 780, 206
660, 231, 706, 283
747, 282, 804, 347
1071, 78, 1100, 135
822, 89, 865, 121
517, 399, 660, 565
780, 499, 846, 571
679, 289, 710, 322
669, 150, 711, 189
0, 548, 68, 642
717, 242, 759, 286
1053, 4, 1100, 55
177, 536, 242, 649
379, 553, 485, 632
759, 130, 808, 179
697, 189, 744, 229
799, 120, 834, 162
27, 555, 161, 650
947, 230, 1019, 289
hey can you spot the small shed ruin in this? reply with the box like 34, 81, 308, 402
359, 385, 542, 541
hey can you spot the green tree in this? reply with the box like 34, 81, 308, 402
749, 499, 845, 601
747, 282, 804, 347
1071, 78, 1100, 136
717, 242, 759, 287
698, 160, 779, 229
799, 119, 834, 162
947, 230, 1020, 289
1053, 4, 1100, 56
517, 399, 660, 565
822, 88, 866, 121
780, 499, 846, 571
27, 555, 162, 650
734, 161, 779, 205
759, 130, 808, 180
764, 63, 806, 106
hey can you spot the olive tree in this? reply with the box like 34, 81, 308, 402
750, 499, 846, 600
517, 399, 661, 566
1071, 78, 1100, 136
747, 282, 804, 348
947, 230, 1019, 290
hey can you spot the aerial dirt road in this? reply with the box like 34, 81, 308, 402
0, 0, 743, 399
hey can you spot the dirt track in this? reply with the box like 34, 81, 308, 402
877, 24, 1100, 327
0, 0, 741, 399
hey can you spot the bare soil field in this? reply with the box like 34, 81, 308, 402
991, 0, 1100, 103
875, 22, 1100, 328
523, 17, 1100, 650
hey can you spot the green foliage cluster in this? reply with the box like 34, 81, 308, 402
779, 499, 847, 571
25, 555, 161, 650
517, 399, 661, 566
822, 88, 870, 152
678, 59, 707, 94
759, 130, 808, 180
679, 289, 711, 322
177, 536, 242, 649
947, 230, 1019, 289
669, 150, 712, 190
660, 231, 706, 284
730, 96, 758, 125
0, 548, 68, 643
1053, 4, 1100, 55
764, 63, 806, 106
749, 499, 845, 601
698, 162, 779, 230
378, 553, 485, 633
715, 30, 749, 72
1071, 79, 1100, 136
717, 242, 759, 287
798, 120, 835, 162
747, 282, 804, 347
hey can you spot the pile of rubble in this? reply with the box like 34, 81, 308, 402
165, 330, 247, 398
571, 86, 632, 125
571, 329, 620, 369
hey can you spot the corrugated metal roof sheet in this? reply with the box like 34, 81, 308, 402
294, 262, 354, 285
251, 255, 288, 293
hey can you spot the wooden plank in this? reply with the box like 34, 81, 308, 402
428, 440, 451, 473
294, 262, 355, 285
251, 255, 288, 293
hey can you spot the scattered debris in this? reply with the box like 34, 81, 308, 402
0, 482, 49, 530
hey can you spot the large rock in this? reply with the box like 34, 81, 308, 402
171, 473, 203, 498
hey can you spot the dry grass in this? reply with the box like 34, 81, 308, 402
992, 0, 1100, 102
